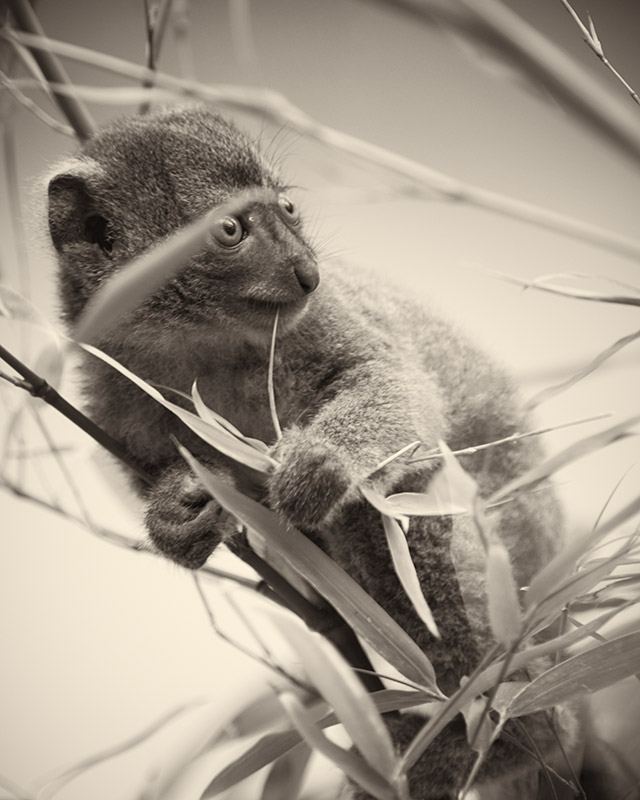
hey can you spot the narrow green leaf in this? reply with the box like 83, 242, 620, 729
270, 616, 397, 779
464, 602, 640, 703
73, 187, 275, 343
0, 283, 53, 329
277, 692, 395, 800
41, 700, 210, 800
80, 343, 277, 472
505, 631, 640, 717
382, 514, 440, 638
529, 539, 637, 628
259, 743, 311, 800
490, 415, 640, 504
460, 695, 495, 754
386, 490, 468, 517
437, 440, 479, 510
359, 485, 409, 528
527, 328, 640, 410
486, 540, 521, 646
191, 380, 269, 452
202, 690, 432, 796
179, 448, 441, 692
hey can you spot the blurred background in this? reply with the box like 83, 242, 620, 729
1, 0, 639, 797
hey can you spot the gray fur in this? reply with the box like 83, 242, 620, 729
48, 105, 578, 798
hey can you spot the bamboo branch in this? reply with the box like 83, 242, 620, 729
559, 0, 640, 106
6, 0, 95, 139
0, 69, 73, 135
486, 270, 640, 307
0, 343, 153, 484
365, 0, 640, 169
0, 342, 383, 690
5, 30, 640, 263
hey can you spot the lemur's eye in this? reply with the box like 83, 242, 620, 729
278, 193, 299, 225
212, 215, 245, 247
84, 214, 113, 255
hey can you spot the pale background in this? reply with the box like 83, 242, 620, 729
1, 0, 639, 797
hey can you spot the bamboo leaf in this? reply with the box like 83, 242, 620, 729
504, 632, 640, 718
259, 743, 311, 800
386, 489, 468, 517
460, 695, 496, 754
178, 448, 441, 692
527, 328, 640, 409
486, 540, 521, 645
0, 285, 63, 387
40, 700, 212, 800
361, 440, 478, 520
490, 415, 640, 504
277, 692, 395, 800
529, 540, 638, 629
0, 283, 54, 330
359, 485, 409, 528
191, 380, 269, 452
382, 513, 440, 638
202, 690, 431, 796
437, 440, 479, 511
80, 343, 277, 472
270, 616, 398, 779
73, 187, 275, 343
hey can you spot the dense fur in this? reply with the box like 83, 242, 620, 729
48, 105, 576, 798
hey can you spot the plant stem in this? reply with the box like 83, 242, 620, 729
0, 343, 153, 485
1, 343, 384, 692
6, 0, 95, 140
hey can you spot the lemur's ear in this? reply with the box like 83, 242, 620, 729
47, 160, 111, 255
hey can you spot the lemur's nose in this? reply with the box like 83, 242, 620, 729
294, 259, 319, 294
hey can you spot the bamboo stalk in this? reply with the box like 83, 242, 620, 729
6, 0, 95, 139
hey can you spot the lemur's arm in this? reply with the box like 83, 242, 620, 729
269, 352, 447, 529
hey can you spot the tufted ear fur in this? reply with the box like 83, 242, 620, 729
47, 159, 105, 253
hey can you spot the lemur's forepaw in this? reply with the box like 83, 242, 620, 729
145, 467, 234, 568
268, 430, 354, 528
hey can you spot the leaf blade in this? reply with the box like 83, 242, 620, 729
271, 616, 398, 779
505, 631, 640, 717
178, 448, 441, 692
382, 514, 440, 638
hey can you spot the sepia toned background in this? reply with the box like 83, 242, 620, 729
1, 1, 639, 797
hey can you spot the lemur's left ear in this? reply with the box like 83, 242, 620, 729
47, 158, 110, 254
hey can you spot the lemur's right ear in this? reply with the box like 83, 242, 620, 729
47, 160, 111, 255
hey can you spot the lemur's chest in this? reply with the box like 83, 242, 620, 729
193, 352, 317, 445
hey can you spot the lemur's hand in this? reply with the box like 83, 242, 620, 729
145, 465, 235, 568
268, 428, 355, 529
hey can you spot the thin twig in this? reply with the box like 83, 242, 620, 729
1, 477, 261, 588
171, 0, 196, 80
5, 0, 95, 139
371, 440, 422, 473
483, 268, 640, 307
29, 404, 96, 530
35, 701, 205, 800
6, 31, 640, 263
409, 413, 612, 464
526, 329, 640, 410
228, 0, 259, 80
140, 0, 174, 114
0, 774, 34, 800
0, 69, 73, 135
559, 0, 640, 106
268, 309, 282, 441
0, 343, 154, 485
192, 572, 311, 691
365, 0, 640, 169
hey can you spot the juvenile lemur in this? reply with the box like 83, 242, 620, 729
47, 105, 577, 799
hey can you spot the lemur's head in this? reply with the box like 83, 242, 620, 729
47, 105, 319, 344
